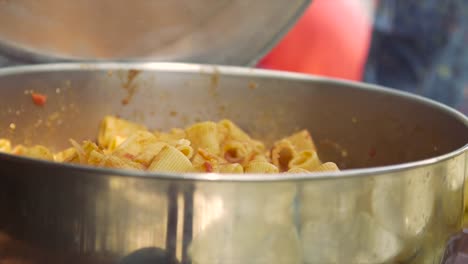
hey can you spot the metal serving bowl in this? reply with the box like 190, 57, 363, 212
0, 63, 467, 264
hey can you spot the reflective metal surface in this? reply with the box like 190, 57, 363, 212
0, 1, 310, 65
0, 63, 467, 264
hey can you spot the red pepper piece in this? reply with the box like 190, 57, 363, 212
31, 93, 47, 106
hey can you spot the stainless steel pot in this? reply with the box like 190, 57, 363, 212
0, 63, 466, 264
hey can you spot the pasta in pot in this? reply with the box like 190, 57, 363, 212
0, 116, 339, 174
0, 139, 11, 152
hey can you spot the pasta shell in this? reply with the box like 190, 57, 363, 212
114, 131, 166, 166
287, 167, 310, 174
88, 150, 107, 166
218, 119, 251, 142
149, 145, 194, 173
0, 139, 11, 152
219, 163, 244, 173
176, 144, 194, 159
186, 121, 221, 154
283, 130, 316, 152
107, 135, 127, 152
222, 140, 249, 164
155, 128, 186, 142
192, 148, 223, 172
98, 115, 147, 149
54, 147, 78, 163
244, 161, 279, 174
250, 139, 266, 154
104, 155, 145, 170
289, 150, 322, 171
311, 162, 340, 172
22, 145, 54, 161
12, 144, 26, 155
250, 154, 269, 163
70, 140, 101, 164
133, 142, 167, 167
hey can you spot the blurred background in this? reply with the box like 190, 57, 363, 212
257, 0, 468, 114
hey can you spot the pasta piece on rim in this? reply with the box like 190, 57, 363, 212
54, 147, 78, 163
98, 115, 147, 149
11, 145, 55, 161
70, 139, 101, 164
192, 148, 225, 172
27, 145, 55, 161
0, 139, 11, 153
288, 150, 322, 171
244, 161, 279, 174
149, 145, 194, 173
104, 154, 145, 170
287, 167, 310, 174
311, 162, 340, 172
219, 163, 244, 173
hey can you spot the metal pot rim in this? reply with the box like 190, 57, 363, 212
0, 62, 467, 182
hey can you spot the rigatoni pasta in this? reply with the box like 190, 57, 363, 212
148, 145, 193, 173
185, 121, 221, 155
0, 139, 11, 152
288, 150, 322, 171
19, 145, 54, 161
98, 115, 147, 148
244, 161, 279, 174
0, 116, 339, 174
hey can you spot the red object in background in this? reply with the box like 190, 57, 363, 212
258, 0, 372, 81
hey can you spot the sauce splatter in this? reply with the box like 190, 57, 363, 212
204, 161, 213, 172
121, 69, 141, 105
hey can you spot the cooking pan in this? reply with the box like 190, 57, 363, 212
0, 63, 467, 264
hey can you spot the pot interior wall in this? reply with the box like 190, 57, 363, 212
0, 66, 466, 169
